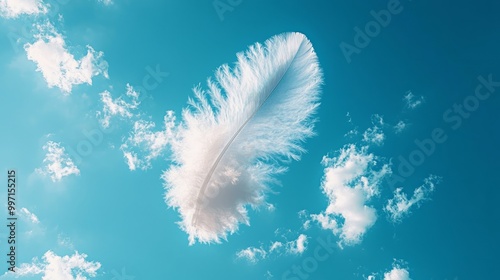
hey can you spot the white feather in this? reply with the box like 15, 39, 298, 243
162, 32, 323, 244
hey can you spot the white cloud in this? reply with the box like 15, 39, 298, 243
236, 247, 267, 263
363, 114, 385, 145
384, 267, 411, 280
57, 234, 74, 249
346, 112, 352, 123
24, 22, 108, 94
269, 241, 283, 253
393, 121, 407, 134
385, 175, 440, 222
236, 233, 308, 263
363, 126, 385, 145
120, 110, 176, 170
36, 141, 80, 182
403, 91, 424, 109
19, 208, 40, 224
368, 261, 411, 280
265, 203, 275, 212
344, 128, 358, 138
311, 144, 391, 246
298, 210, 311, 229
371, 114, 384, 126
98, 0, 113, 5
98, 84, 140, 128
0, 0, 48, 18
2, 251, 100, 279
122, 151, 139, 171
286, 234, 308, 254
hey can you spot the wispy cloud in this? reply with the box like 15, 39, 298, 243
311, 144, 391, 246
97, 84, 140, 128
236, 233, 309, 264
19, 207, 40, 224
1, 251, 101, 279
236, 247, 267, 263
36, 141, 80, 182
363, 114, 385, 145
57, 234, 74, 250
120, 110, 176, 170
393, 120, 407, 134
24, 22, 108, 93
97, 0, 113, 5
0, 0, 48, 18
385, 175, 441, 222
403, 91, 424, 109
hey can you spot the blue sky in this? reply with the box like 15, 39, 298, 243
0, 0, 499, 279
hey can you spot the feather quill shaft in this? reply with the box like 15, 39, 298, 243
163, 32, 323, 244
192, 47, 301, 226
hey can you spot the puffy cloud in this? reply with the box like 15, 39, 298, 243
368, 261, 411, 280
385, 175, 441, 222
311, 144, 391, 246
0, 0, 48, 18
36, 141, 80, 182
120, 110, 176, 170
97, 84, 140, 128
24, 22, 108, 94
403, 91, 424, 109
286, 234, 308, 254
383, 264, 411, 280
2, 251, 101, 279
